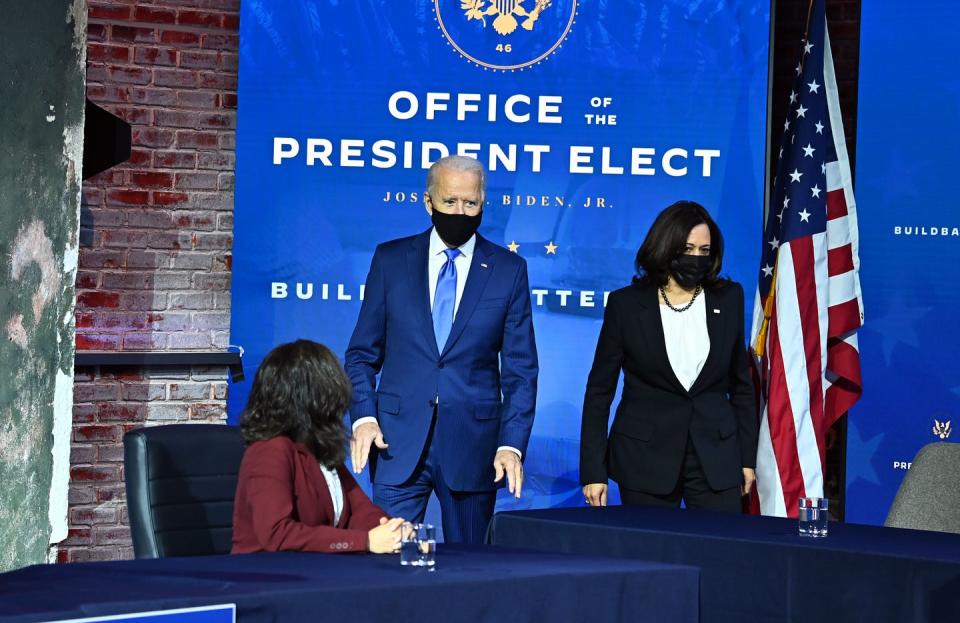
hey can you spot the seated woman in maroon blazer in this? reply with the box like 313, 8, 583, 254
232, 339, 405, 554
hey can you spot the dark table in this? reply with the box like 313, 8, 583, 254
488, 506, 960, 623
0, 544, 698, 623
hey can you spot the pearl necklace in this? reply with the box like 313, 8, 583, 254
659, 285, 702, 313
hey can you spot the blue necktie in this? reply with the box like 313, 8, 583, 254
432, 248, 461, 351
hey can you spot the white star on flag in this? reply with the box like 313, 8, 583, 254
810, 184, 822, 198
762, 264, 774, 277
798, 208, 812, 222
815, 121, 824, 134
796, 105, 808, 118
789, 169, 802, 183
802, 144, 815, 157
807, 79, 820, 93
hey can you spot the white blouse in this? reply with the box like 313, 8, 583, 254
659, 293, 710, 391
319, 463, 344, 525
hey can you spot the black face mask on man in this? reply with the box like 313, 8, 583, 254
670, 254, 712, 289
431, 209, 482, 248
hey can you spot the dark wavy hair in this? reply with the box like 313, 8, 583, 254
239, 340, 351, 468
634, 200, 727, 288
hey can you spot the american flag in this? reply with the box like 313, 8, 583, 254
750, 0, 864, 518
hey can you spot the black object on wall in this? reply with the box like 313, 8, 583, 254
82, 99, 131, 180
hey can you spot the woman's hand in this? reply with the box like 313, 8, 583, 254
741, 468, 756, 496
367, 517, 405, 553
583, 483, 608, 507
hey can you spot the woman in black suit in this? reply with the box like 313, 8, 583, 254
580, 201, 757, 512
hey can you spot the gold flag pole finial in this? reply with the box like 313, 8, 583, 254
754, 262, 778, 357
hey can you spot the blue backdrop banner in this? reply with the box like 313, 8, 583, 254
845, 0, 960, 525
231, 0, 771, 519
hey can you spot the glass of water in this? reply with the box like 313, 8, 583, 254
400, 522, 436, 568
798, 497, 828, 537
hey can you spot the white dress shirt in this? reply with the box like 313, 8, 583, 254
354, 228, 521, 459
659, 293, 710, 391
319, 463, 344, 526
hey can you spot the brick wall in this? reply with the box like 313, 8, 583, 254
63, 0, 239, 563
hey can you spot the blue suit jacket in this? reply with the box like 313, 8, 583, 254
345, 230, 538, 492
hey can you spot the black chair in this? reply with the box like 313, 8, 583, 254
124, 423, 246, 558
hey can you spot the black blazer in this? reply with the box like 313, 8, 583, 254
580, 281, 757, 494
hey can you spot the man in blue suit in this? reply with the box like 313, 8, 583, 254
345, 156, 538, 543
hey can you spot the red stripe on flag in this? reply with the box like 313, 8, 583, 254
766, 312, 807, 517
790, 239, 827, 469
825, 338, 862, 428
827, 298, 861, 337
826, 188, 847, 220
827, 244, 854, 276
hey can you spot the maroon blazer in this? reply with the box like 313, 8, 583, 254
231, 436, 387, 554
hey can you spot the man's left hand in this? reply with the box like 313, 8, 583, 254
493, 450, 523, 498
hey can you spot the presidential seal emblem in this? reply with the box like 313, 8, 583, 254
933, 419, 952, 440
435, 0, 577, 71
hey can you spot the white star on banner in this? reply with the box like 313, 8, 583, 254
789, 169, 802, 183
815, 121, 824, 134
807, 79, 821, 93
762, 264, 774, 277
810, 185, 822, 198
768, 236, 780, 250
789, 90, 798, 104
821, 162, 826, 174
802, 144, 815, 158
784, 118, 791, 131
799, 208, 812, 222
783, 196, 791, 208
804, 41, 814, 54
796, 105, 808, 118
795, 62, 802, 75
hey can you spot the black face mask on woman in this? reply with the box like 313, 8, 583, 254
670, 254, 712, 288
431, 209, 482, 248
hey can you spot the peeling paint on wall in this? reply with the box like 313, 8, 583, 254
10, 221, 63, 330
0, 0, 85, 571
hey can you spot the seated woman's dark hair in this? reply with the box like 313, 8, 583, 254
240, 339, 351, 468
634, 200, 727, 288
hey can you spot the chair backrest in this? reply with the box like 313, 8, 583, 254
884, 442, 960, 534
124, 423, 246, 558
